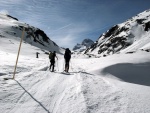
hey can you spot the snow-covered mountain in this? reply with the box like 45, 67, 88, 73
73, 39, 94, 52
0, 14, 63, 55
85, 9, 150, 56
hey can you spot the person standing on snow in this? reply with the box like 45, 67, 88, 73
64, 48, 71, 72
49, 51, 58, 72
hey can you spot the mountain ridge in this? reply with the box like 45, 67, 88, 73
85, 9, 150, 56
0, 13, 63, 54
73, 38, 94, 52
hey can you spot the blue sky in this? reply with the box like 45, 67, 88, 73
0, 0, 150, 49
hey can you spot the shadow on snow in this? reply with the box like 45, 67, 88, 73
102, 62, 150, 86
15, 80, 51, 113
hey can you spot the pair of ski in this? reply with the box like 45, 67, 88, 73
50, 70, 71, 75
61, 71, 71, 75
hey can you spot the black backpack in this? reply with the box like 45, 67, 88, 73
65, 49, 71, 59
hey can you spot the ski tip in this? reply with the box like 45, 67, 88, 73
61, 72, 71, 75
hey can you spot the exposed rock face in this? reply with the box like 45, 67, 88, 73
85, 9, 150, 56
73, 39, 94, 52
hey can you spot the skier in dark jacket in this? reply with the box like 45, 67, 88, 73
64, 48, 71, 72
49, 51, 58, 72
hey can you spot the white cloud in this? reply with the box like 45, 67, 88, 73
0, 0, 23, 6
52, 34, 77, 49
50, 24, 72, 34
47, 22, 92, 48
0, 10, 9, 15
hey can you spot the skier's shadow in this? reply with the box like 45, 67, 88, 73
15, 80, 51, 113
102, 62, 150, 86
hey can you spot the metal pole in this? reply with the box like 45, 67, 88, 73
13, 27, 25, 79
57, 59, 59, 71
70, 60, 73, 72
63, 59, 65, 72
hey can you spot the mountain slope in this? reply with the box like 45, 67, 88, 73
0, 14, 63, 54
85, 9, 150, 56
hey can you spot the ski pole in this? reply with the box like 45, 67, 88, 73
70, 60, 73, 72
48, 59, 50, 71
57, 59, 59, 71
63, 59, 65, 72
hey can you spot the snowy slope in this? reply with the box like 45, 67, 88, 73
0, 14, 63, 54
1, 48, 150, 113
85, 9, 150, 56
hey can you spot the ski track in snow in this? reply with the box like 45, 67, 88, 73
0, 59, 128, 113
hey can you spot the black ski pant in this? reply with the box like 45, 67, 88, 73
50, 59, 55, 71
65, 59, 70, 72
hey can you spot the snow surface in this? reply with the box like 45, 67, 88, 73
1, 47, 150, 113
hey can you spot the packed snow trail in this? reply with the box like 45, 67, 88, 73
71, 52, 150, 113
1, 51, 150, 113
0, 58, 128, 113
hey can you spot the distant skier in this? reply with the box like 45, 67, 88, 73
36, 52, 40, 58
64, 48, 71, 72
49, 51, 58, 72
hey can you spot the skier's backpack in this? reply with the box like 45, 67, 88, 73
49, 52, 53, 59
64, 48, 71, 60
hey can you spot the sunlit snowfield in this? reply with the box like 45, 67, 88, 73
0, 28, 150, 112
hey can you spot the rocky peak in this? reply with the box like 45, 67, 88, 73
73, 39, 94, 52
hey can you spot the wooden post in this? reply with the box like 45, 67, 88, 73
13, 27, 25, 79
